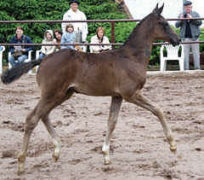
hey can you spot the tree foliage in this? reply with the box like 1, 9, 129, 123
0, 0, 135, 44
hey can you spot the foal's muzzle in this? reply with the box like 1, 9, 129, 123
171, 37, 181, 46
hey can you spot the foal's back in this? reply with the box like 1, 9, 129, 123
37, 49, 146, 97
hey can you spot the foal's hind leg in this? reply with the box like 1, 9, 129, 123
18, 91, 72, 175
127, 92, 176, 152
102, 96, 122, 165
17, 87, 74, 175
41, 88, 74, 162
18, 100, 47, 175
42, 116, 61, 162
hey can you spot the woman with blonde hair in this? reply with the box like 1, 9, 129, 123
90, 27, 112, 53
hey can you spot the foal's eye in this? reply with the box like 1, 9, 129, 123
160, 22, 168, 26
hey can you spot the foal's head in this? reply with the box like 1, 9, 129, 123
147, 4, 180, 46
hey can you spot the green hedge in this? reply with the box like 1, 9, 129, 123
0, 0, 135, 44
199, 28, 204, 52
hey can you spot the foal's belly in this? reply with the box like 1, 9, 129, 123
68, 83, 119, 97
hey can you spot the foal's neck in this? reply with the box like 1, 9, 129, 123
120, 19, 154, 63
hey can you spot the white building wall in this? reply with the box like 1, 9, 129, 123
191, 0, 204, 22
124, 0, 204, 26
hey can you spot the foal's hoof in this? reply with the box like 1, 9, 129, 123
170, 145, 177, 153
103, 155, 111, 165
17, 154, 25, 175
52, 152, 60, 162
17, 169, 25, 176
104, 159, 111, 165
17, 163, 25, 175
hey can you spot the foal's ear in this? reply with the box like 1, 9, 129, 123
153, 3, 164, 15
157, 4, 164, 15
153, 3, 159, 13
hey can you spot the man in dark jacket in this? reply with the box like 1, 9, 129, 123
9, 26, 33, 67
175, 1, 202, 70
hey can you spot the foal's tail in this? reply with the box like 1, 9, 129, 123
1, 59, 43, 84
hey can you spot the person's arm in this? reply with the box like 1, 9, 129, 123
62, 12, 69, 34
190, 12, 202, 26
41, 40, 46, 54
102, 37, 112, 50
9, 37, 15, 54
73, 32, 77, 43
90, 36, 100, 52
60, 34, 66, 49
81, 12, 88, 42
47, 39, 57, 54
24, 36, 33, 52
175, 13, 184, 28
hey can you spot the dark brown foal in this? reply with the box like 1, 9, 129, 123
1, 4, 180, 174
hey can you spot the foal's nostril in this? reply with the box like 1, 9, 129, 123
174, 38, 181, 46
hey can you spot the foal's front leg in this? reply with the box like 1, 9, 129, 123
102, 96, 122, 165
128, 92, 176, 152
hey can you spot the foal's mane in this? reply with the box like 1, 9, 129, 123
123, 13, 153, 46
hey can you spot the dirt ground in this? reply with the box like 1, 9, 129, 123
0, 71, 204, 180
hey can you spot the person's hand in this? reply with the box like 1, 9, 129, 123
187, 14, 192, 19
75, 45, 82, 51
102, 47, 109, 52
180, 14, 184, 19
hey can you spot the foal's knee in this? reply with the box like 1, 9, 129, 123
152, 106, 163, 117
24, 112, 39, 133
24, 119, 38, 133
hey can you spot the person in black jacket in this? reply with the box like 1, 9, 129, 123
175, 1, 202, 70
9, 26, 33, 67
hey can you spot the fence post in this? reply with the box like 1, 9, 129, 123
111, 22, 115, 49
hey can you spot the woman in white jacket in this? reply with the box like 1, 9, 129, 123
90, 27, 112, 53
39, 30, 56, 59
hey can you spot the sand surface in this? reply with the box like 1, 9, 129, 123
0, 71, 204, 180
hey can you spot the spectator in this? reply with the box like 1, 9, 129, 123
90, 27, 112, 53
39, 30, 57, 59
175, 1, 202, 70
62, 0, 88, 43
61, 24, 76, 50
9, 26, 33, 67
54, 29, 62, 51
